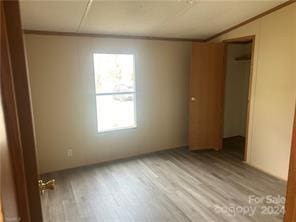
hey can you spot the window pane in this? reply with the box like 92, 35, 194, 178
96, 94, 136, 132
93, 54, 135, 93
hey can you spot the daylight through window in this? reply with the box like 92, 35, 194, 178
93, 54, 136, 132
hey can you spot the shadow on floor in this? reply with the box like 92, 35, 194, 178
223, 136, 245, 160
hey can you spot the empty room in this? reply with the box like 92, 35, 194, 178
1, 0, 296, 222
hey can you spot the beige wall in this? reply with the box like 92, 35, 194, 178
213, 3, 296, 180
224, 44, 251, 138
25, 35, 191, 174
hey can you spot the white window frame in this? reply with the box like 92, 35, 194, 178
93, 53, 137, 133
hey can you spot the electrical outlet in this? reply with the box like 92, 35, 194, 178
67, 149, 73, 157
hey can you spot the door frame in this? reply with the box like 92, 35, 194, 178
222, 35, 255, 161
1, 2, 31, 220
2, 1, 43, 221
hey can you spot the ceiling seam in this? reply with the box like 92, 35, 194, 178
21, 0, 293, 42
152, 1, 199, 35
77, 0, 93, 33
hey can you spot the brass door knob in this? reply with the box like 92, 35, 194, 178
39, 179, 56, 195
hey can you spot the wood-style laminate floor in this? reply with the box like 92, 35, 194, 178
41, 143, 286, 222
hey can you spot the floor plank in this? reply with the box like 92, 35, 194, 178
41, 142, 286, 222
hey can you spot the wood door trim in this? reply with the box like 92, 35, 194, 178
206, 1, 295, 41
223, 35, 255, 161
223, 35, 255, 44
285, 104, 296, 222
3, 1, 43, 221
1, 2, 31, 221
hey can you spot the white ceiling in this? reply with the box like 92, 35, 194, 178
20, 0, 286, 40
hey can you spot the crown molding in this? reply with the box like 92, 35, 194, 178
206, 0, 295, 42
23, 30, 205, 42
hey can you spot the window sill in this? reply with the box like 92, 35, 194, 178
97, 126, 137, 134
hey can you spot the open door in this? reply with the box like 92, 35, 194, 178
1, 1, 43, 221
285, 105, 296, 222
189, 43, 225, 151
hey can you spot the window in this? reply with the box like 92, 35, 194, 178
93, 53, 136, 133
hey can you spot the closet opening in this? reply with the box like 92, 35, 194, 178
223, 37, 254, 161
